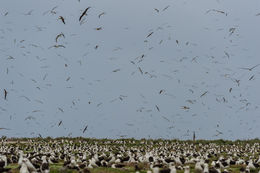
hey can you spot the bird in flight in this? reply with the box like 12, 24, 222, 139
0, 127, 10, 130
162, 5, 170, 11
4, 89, 7, 100
249, 75, 255, 81
146, 32, 154, 38
181, 106, 190, 110
239, 64, 260, 71
206, 9, 227, 16
58, 16, 65, 24
155, 105, 160, 112
95, 27, 102, 30
55, 33, 65, 43
154, 8, 159, 13
49, 45, 66, 49
159, 89, 165, 94
79, 7, 91, 21
83, 125, 88, 133
200, 91, 208, 98
98, 12, 105, 18
58, 120, 62, 126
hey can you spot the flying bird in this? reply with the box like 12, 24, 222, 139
239, 64, 260, 71
162, 5, 170, 11
154, 8, 159, 13
138, 67, 143, 74
49, 44, 66, 49
249, 75, 255, 80
79, 7, 91, 21
98, 12, 105, 18
200, 91, 208, 98
146, 32, 154, 38
155, 105, 160, 112
95, 27, 102, 30
206, 9, 227, 16
55, 33, 65, 43
83, 125, 88, 133
181, 106, 190, 110
112, 69, 120, 72
58, 16, 65, 24
159, 89, 165, 94
58, 107, 64, 113
229, 28, 236, 36
58, 120, 62, 126
0, 127, 10, 130
4, 89, 7, 100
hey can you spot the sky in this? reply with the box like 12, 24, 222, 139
1, 0, 260, 140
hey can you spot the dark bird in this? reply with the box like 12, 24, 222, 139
159, 89, 165, 94
206, 9, 227, 16
0, 127, 10, 130
229, 28, 236, 36
239, 64, 260, 71
181, 106, 190, 110
83, 125, 88, 133
154, 8, 159, 13
24, 10, 33, 15
55, 33, 65, 43
4, 89, 7, 100
249, 75, 255, 80
146, 32, 154, 38
58, 120, 62, 126
162, 5, 170, 11
155, 105, 160, 112
98, 12, 105, 18
58, 16, 65, 24
79, 7, 91, 21
200, 91, 208, 98
58, 107, 64, 113
48, 44, 66, 49
229, 88, 232, 93
95, 45, 99, 49
112, 69, 120, 72
138, 67, 143, 74
95, 27, 102, 30
224, 51, 230, 58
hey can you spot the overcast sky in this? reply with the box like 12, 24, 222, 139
1, 0, 260, 140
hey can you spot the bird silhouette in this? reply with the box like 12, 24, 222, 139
4, 89, 7, 100
55, 33, 65, 43
95, 27, 102, 30
162, 5, 170, 11
58, 16, 65, 24
98, 12, 105, 18
200, 91, 208, 98
154, 8, 159, 13
83, 125, 88, 133
58, 120, 62, 126
79, 7, 91, 21
146, 32, 154, 38
240, 64, 260, 71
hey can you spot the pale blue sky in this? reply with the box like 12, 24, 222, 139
1, 0, 260, 140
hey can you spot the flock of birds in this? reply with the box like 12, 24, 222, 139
1, 0, 260, 139
0, 139, 259, 173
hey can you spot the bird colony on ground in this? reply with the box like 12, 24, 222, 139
0, 138, 260, 173
1, 0, 260, 139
